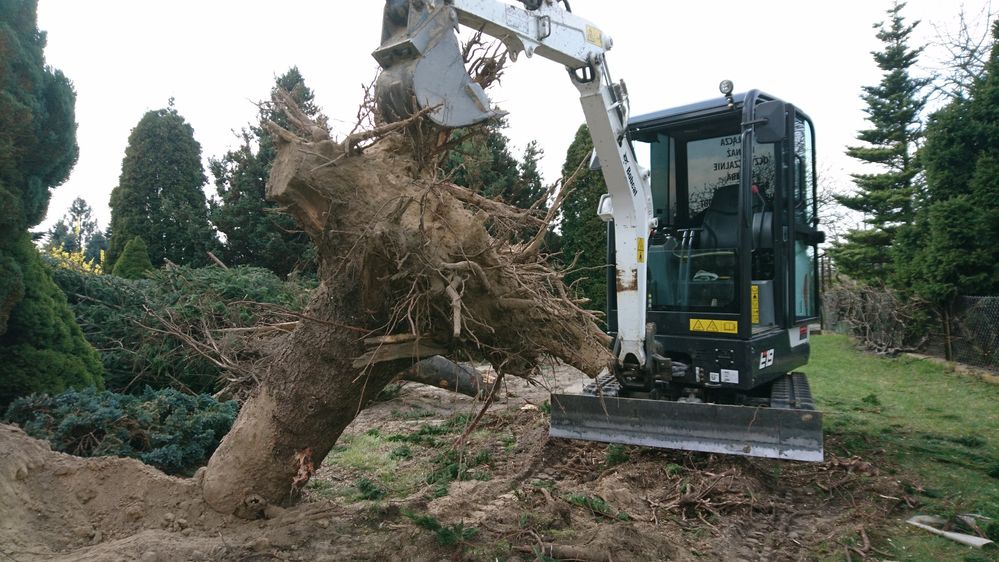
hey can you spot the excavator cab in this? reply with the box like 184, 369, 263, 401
626, 90, 821, 390
550, 91, 825, 461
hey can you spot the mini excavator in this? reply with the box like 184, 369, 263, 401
374, 0, 825, 461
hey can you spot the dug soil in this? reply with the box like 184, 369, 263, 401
1, 365, 912, 561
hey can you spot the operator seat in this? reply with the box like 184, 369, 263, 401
699, 184, 740, 249
698, 184, 775, 250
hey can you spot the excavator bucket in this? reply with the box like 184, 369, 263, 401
373, 0, 500, 127
550, 373, 824, 462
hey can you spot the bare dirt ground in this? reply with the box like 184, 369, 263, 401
1, 365, 912, 561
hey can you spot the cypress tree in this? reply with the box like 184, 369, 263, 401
559, 124, 608, 316
108, 101, 214, 268
445, 123, 519, 201
0, 0, 79, 327
209, 68, 319, 276
830, 1, 929, 282
112, 236, 154, 280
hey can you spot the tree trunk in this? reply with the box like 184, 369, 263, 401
200, 94, 611, 516
202, 284, 407, 516
943, 305, 954, 361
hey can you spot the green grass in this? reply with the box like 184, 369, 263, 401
305, 478, 337, 499
426, 447, 494, 494
391, 407, 435, 420
324, 432, 423, 497
355, 477, 386, 501
387, 413, 471, 447
808, 334, 999, 560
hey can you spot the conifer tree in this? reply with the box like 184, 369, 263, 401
894, 21, 999, 314
0, 0, 103, 405
46, 197, 98, 254
444, 121, 547, 210
830, 1, 929, 282
559, 124, 608, 316
108, 101, 214, 268
518, 140, 546, 210
209, 68, 319, 276
1, 0, 79, 328
112, 236, 154, 280
445, 123, 520, 201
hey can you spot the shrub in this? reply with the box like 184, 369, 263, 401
111, 236, 153, 279
605, 444, 629, 466
0, 235, 103, 407
50, 264, 311, 394
3, 387, 237, 475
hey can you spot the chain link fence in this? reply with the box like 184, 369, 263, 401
948, 296, 999, 372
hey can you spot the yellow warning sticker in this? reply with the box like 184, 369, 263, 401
689, 318, 739, 335
637, 237, 645, 264
751, 285, 760, 324
586, 26, 603, 47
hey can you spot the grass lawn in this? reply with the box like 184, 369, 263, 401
809, 334, 999, 561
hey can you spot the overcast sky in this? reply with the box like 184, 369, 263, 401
34, 0, 990, 234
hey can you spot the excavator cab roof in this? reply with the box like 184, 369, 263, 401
630, 92, 751, 131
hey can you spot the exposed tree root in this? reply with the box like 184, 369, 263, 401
201, 87, 611, 516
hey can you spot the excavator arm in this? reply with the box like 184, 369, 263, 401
373, 0, 656, 373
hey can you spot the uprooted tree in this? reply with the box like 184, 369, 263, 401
200, 81, 613, 515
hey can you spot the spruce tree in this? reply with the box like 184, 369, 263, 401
894, 21, 999, 310
0, 234, 104, 406
559, 124, 609, 316
108, 101, 215, 268
830, 1, 929, 282
0, 0, 103, 404
84, 228, 109, 264
518, 141, 546, 210
46, 197, 98, 254
0, 0, 79, 328
112, 236, 154, 280
209, 68, 319, 276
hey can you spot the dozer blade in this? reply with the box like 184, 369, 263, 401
373, 0, 500, 128
550, 374, 824, 462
